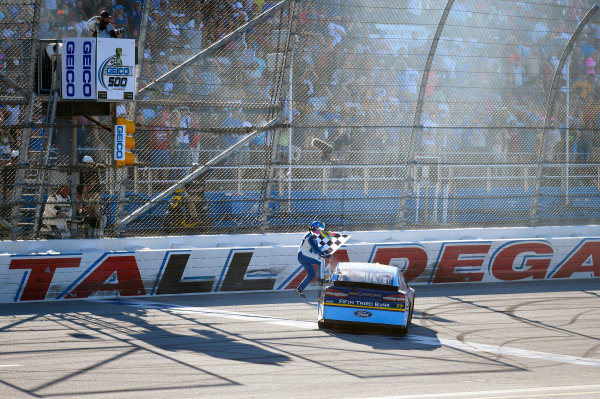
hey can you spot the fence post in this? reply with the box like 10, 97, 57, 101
532, 4, 599, 226
397, 0, 455, 228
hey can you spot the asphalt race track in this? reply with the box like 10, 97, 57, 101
1, 280, 599, 399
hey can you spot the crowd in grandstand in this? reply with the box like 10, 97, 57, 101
1, 0, 600, 175
131, 0, 600, 171
37, 0, 280, 41
39, 0, 143, 40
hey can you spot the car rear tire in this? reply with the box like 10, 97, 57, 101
318, 320, 328, 329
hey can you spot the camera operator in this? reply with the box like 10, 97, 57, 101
87, 10, 124, 38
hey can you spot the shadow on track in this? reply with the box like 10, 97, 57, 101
319, 322, 441, 351
0, 300, 291, 366
87, 306, 292, 365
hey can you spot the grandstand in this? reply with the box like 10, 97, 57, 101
0, 0, 599, 239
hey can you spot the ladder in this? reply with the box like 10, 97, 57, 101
10, 50, 59, 238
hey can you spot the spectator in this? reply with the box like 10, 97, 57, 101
73, 0, 94, 19
66, 14, 79, 36
40, 183, 72, 239
149, 117, 171, 182
507, 53, 525, 98
221, 108, 246, 148
518, 115, 537, 164
128, 0, 143, 38
328, 15, 346, 47
585, 50, 597, 77
52, 9, 69, 38
328, 126, 351, 178
87, 10, 123, 38
198, 59, 221, 97
189, 112, 203, 166
572, 76, 592, 102
0, 111, 11, 156
167, 11, 181, 43
186, 9, 203, 51
5, 99, 19, 143
113, 5, 128, 34
174, 106, 192, 178
39, 9, 54, 37
421, 114, 438, 153
575, 128, 592, 164
232, 1, 248, 23
77, 158, 104, 238
155, 51, 169, 77
73, 115, 89, 162
506, 119, 521, 165
0, 149, 18, 223
74, 13, 88, 36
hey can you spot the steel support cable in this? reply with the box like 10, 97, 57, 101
267, 4, 296, 121
137, 0, 293, 96
397, 0, 455, 229
0, 72, 32, 99
530, 4, 599, 225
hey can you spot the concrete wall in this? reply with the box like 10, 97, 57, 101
1, 226, 598, 303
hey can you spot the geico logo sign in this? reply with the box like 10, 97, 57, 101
105, 67, 132, 76
65, 41, 75, 97
82, 41, 93, 97
65, 41, 93, 98
115, 125, 125, 159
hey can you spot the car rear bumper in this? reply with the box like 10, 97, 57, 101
320, 301, 407, 327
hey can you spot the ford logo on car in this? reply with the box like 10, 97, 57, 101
354, 310, 372, 318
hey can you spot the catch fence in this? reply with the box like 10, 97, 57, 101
1, 0, 599, 239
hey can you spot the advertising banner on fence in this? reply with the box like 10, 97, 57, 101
61, 37, 96, 100
96, 38, 135, 101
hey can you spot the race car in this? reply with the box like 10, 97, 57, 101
317, 262, 415, 334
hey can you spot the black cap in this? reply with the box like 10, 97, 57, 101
100, 11, 112, 18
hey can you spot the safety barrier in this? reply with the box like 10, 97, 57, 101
1, 226, 598, 303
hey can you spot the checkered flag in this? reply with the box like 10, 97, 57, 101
312, 229, 350, 255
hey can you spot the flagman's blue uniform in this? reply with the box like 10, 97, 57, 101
297, 231, 329, 294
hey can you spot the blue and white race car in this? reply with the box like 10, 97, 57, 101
317, 262, 415, 334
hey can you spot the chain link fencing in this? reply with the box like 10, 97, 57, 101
1, 0, 599, 239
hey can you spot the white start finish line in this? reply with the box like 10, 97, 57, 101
352, 384, 600, 399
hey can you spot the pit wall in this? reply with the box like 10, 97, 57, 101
1, 226, 599, 303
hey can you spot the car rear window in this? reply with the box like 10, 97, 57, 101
336, 269, 396, 286
333, 280, 399, 292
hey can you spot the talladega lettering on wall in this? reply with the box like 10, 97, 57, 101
1, 237, 598, 303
